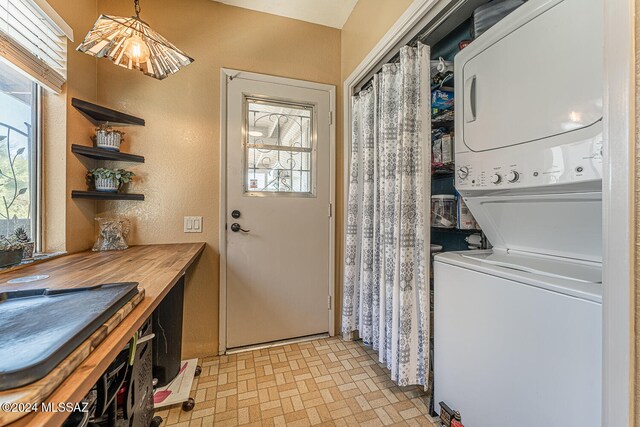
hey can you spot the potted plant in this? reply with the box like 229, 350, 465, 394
0, 236, 23, 268
92, 124, 124, 152
86, 168, 135, 193
13, 226, 34, 259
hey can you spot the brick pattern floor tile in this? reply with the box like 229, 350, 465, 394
155, 337, 437, 426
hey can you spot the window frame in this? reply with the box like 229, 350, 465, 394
31, 82, 41, 253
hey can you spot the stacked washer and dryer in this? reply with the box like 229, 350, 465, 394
433, 0, 603, 426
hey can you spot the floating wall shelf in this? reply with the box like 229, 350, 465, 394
71, 98, 145, 127
71, 191, 145, 201
72, 100, 146, 202
72, 144, 145, 163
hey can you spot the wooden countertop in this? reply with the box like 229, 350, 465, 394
0, 243, 205, 427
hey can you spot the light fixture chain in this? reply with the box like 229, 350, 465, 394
134, 0, 141, 18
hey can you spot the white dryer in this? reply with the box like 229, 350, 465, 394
434, 0, 604, 425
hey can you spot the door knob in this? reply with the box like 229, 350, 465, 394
230, 223, 250, 233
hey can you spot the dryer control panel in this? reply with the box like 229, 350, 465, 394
455, 126, 603, 192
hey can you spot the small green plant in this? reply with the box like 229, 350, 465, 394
86, 168, 135, 190
13, 226, 29, 243
12, 225, 33, 259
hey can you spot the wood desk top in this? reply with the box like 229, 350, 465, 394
0, 243, 206, 427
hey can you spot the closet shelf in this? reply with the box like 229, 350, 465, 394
71, 191, 145, 201
431, 226, 481, 233
432, 166, 454, 177
72, 145, 145, 163
432, 111, 454, 125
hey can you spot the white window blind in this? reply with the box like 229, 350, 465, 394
0, 0, 72, 93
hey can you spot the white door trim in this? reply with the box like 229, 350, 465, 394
219, 68, 336, 355
341, 0, 634, 425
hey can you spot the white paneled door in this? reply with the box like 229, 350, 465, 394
224, 73, 333, 349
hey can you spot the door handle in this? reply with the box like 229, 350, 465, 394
230, 223, 250, 233
465, 75, 477, 123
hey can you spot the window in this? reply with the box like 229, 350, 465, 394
244, 97, 316, 196
0, 0, 72, 93
0, 60, 39, 245
0, 0, 71, 254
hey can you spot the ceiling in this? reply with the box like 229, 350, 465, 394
212, 0, 359, 29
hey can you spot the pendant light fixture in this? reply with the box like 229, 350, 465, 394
77, 0, 194, 80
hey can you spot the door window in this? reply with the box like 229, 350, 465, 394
244, 97, 315, 196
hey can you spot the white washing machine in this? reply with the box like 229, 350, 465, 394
434, 0, 604, 425
434, 251, 602, 427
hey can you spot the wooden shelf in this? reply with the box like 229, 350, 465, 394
72, 145, 145, 163
72, 98, 145, 127
432, 165, 454, 177
431, 226, 481, 233
71, 191, 145, 201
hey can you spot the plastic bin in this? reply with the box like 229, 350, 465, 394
432, 195, 457, 228
472, 0, 526, 39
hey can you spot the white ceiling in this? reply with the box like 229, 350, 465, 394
212, 0, 359, 29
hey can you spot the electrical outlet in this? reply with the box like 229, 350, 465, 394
184, 216, 203, 233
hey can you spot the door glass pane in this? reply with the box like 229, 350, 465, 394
244, 98, 315, 196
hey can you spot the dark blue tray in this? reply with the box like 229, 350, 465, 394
0, 282, 139, 390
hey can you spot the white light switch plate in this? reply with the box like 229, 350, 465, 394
184, 216, 203, 233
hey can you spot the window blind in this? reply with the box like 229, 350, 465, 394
0, 0, 72, 93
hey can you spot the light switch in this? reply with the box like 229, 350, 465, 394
184, 216, 203, 233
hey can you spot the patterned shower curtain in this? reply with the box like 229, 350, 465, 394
343, 44, 431, 387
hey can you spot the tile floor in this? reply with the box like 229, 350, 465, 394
155, 336, 438, 426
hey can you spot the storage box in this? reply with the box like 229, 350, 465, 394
432, 195, 457, 228
432, 139, 442, 164
472, 0, 526, 39
432, 89, 454, 115
441, 134, 453, 164
457, 194, 479, 230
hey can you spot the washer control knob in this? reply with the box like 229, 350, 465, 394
457, 166, 469, 179
506, 171, 520, 183
490, 173, 502, 184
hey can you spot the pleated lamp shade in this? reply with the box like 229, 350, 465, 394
77, 15, 194, 80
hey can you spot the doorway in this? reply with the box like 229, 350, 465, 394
219, 69, 336, 352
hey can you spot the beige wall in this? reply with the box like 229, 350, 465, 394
44, 0, 98, 253
95, 0, 341, 358
43, 0, 415, 358
89, 0, 415, 358
38, 0, 436, 364
341, 0, 414, 82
